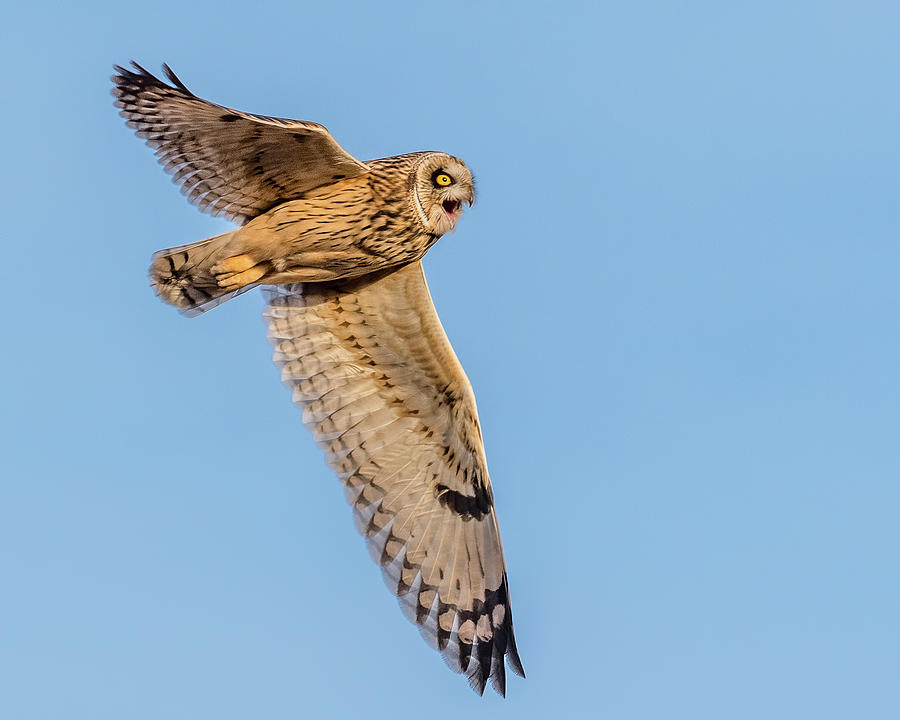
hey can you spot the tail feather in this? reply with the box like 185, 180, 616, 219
149, 231, 261, 315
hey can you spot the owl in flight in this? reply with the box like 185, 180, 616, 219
112, 63, 524, 696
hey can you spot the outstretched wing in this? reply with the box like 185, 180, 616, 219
264, 262, 524, 696
112, 62, 370, 224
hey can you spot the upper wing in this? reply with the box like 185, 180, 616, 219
112, 62, 370, 224
264, 262, 524, 696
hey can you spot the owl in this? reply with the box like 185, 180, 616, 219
112, 62, 524, 696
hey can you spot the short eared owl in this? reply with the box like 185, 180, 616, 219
112, 62, 523, 696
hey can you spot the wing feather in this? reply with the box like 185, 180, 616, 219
112, 62, 370, 224
263, 262, 523, 695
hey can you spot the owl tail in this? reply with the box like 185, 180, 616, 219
149, 230, 269, 316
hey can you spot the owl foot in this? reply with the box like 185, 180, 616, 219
213, 254, 258, 275
213, 254, 269, 289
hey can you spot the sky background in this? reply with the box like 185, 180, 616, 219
1, 2, 896, 718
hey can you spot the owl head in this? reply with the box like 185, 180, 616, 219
411, 152, 475, 236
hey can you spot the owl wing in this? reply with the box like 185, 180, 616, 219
112, 62, 370, 224
264, 262, 524, 696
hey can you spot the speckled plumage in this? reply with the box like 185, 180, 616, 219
112, 63, 523, 695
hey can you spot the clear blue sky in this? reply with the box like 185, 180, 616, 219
2, 2, 896, 718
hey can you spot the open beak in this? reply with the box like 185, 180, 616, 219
441, 191, 474, 220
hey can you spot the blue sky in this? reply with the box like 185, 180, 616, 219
2, 1, 896, 718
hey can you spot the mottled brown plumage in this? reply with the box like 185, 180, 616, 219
112, 62, 522, 695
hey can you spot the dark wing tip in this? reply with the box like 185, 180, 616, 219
111, 60, 153, 83
469, 671, 488, 696
129, 60, 153, 76
162, 63, 194, 95
486, 577, 525, 695
111, 61, 194, 97
459, 576, 525, 697
499, 579, 525, 682
505, 622, 526, 679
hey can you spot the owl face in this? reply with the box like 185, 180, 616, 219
411, 153, 475, 236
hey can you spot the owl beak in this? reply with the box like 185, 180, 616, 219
442, 199, 462, 216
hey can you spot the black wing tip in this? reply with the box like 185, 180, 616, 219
398, 575, 523, 697
162, 63, 193, 94
111, 60, 194, 97
469, 672, 488, 696
487, 580, 525, 694
456, 578, 525, 697
111, 60, 153, 85
388, 559, 524, 697
505, 628, 526, 679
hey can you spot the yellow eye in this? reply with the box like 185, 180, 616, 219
435, 173, 453, 187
